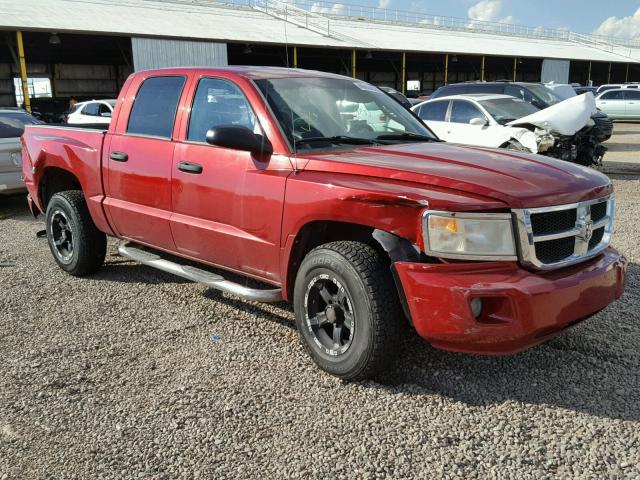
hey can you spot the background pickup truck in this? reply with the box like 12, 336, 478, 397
22, 67, 627, 380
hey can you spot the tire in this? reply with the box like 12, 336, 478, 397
45, 190, 106, 276
293, 241, 402, 380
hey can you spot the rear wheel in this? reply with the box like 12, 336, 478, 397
293, 241, 402, 380
45, 191, 106, 276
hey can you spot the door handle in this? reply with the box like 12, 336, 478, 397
110, 151, 128, 162
178, 161, 203, 174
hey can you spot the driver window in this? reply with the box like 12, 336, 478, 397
188, 78, 258, 143
449, 100, 486, 124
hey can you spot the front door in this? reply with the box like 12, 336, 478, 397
445, 100, 494, 147
104, 75, 187, 251
170, 77, 289, 283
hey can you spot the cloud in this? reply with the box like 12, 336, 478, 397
378, 0, 391, 8
467, 0, 513, 24
310, 2, 345, 15
593, 8, 640, 40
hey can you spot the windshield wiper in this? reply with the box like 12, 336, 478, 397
375, 132, 439, 142
295, 135, 379, 147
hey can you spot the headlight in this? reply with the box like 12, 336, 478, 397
422, 211, 517, 260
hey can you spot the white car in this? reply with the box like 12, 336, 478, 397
412, 94, 555, 153
67, 100, 116, 125
595, 83, 640, 95
595, 88, 640, 120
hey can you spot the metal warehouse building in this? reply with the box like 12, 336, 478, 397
1, 0, 640, 109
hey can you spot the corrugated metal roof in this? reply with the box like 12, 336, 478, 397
1, 0, 638, 64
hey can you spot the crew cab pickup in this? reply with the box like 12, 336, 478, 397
22, 67, 627, 380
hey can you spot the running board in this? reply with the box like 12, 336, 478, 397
118, 242, 282, 303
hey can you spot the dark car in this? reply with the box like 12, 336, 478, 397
574, 86, 598, 96
430, 81, 613, 143
378, 86, 412, 110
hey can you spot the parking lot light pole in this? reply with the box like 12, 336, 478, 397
16, 31, 31, 113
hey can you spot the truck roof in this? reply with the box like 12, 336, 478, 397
134, 66, 347, 80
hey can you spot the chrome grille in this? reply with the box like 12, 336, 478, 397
513, 197, 614, 270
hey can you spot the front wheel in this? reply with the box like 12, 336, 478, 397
293, 241, 402, 380
45, 191, 106, 276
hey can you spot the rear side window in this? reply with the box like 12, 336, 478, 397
82, 103, 99, 116
0, 112, 42, 138
188, 78, 257, 142
601, 90, 624, 100
450, 100, 486, 124
624, 90, 640, 100
418, 101, 449, 121
127, 76, 186, 138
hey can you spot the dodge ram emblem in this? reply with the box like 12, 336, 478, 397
579, 220, 594, 242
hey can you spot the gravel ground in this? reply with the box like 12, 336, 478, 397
1, 175, 639, 480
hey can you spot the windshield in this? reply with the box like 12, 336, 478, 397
0, 111, 43, 139
479, 98, 540, 125
524, 84, 565, 106
254, 77, 436, 151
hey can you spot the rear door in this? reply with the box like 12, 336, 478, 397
104, 75, 187, 251
623, 90, 640, 118
415, 100, 450, 139
170, 76, 289, 283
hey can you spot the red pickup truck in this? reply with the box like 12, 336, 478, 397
22, 67, 626, 380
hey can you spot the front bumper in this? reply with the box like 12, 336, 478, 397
394, 247, 626, 355
0, 171, 25, 195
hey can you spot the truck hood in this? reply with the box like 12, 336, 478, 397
298, 141, 611, 209
506, 93, 596, 136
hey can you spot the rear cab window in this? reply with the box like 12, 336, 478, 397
127, 76, 186, 138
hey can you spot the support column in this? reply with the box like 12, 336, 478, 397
608, 63, 612, 83
444, 54, 449, 85
588, 61, 592, 85
293, 47, 298, 68
481, 55, 485, 81
625, 63, 629, 83
16, 31, 30, 112
513, 57, 517, 81
401, 52, 406, 95
352, 49, 356, 79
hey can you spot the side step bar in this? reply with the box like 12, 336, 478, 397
118, 242, 283, 303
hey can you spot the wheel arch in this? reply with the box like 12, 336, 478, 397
282, 220, 420, 303
38, 166, 83, 210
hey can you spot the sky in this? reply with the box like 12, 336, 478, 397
320, 0, 640, 40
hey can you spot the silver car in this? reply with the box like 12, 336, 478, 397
0, 108, 43, 195
595, 89, 640, 120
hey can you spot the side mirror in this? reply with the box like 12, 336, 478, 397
206, 126, 273, 156
101, 112, 112, 118
469, 117, 487, 126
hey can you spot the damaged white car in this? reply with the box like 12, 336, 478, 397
412, 93, 606, 166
